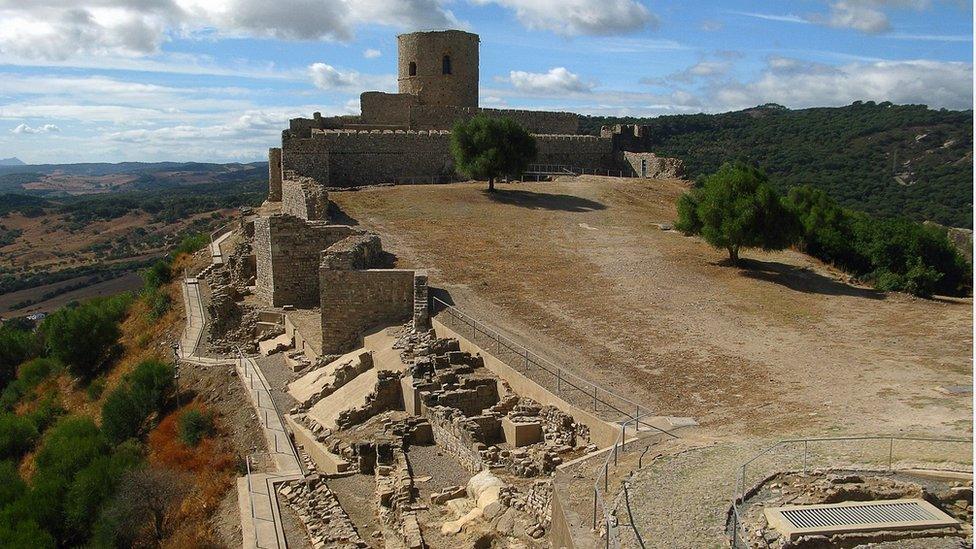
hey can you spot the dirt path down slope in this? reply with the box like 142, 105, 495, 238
330, 177, 972, 441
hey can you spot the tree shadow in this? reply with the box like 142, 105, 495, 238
733, 258, 885, 300
483, 189, 606, 212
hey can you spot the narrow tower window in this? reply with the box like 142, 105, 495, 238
409, 62, 417, 76
442, 55, 452, 75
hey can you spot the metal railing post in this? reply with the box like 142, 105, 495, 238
593, 489, 598, 529
888, 437, 894, 472
803, 440, 808, 475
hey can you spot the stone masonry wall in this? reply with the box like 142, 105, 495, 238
360, 92, 417, 127
268, 147, 282, 201
320, 234, 382, 270
254, 215, 359, 307
407, 105, 578, 134
535, 135, 614, 170
281, 130, 614, 187
621, 151, 684, 179
281, 174, 329, 220
319, 269, 416, 354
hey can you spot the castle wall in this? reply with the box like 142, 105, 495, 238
320, 269, 416, 354
621, 151, 684, 179
280, 130, 615, 186
254, 215, 358, 307
268, 148, 282, 201
281, 174, 329, 220
406, 106, 578, 134
534, 135, 614, 170
360, 92, 417, 127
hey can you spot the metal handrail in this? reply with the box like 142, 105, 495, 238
235, 346, 307, 476
431, 296, 657, 426
728, 435, 973, 548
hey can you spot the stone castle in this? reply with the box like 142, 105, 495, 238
266, 29, 681, 203
255, 30, 680, 357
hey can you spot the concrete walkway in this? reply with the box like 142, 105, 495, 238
180, 269, 303, 549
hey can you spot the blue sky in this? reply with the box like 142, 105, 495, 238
0, 0, 971, 163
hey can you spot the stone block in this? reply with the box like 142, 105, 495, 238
502, 416, 543, 447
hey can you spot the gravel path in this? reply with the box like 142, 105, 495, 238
617, 439, 763, 549
254, 353, 299, 411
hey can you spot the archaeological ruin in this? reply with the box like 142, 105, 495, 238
172, 27, 973, 549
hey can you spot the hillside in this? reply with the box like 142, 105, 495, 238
580, 102, 974, 228
0, 175, 266, 317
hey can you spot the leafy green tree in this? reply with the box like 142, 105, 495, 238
0, 325, 35, 391
676, 163, 799, 264
41, 295, 131, 378
101, 360, 174, 445
451, 116, 537, 192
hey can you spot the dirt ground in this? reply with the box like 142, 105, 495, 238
330, 176, 973, 441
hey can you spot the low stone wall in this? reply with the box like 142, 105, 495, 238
319, 269, 416, 354
427, 409, 487, 473
321, 234, 382, 270
431, 318, 622, 448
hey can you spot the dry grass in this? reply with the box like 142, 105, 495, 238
331, 177, 972, 440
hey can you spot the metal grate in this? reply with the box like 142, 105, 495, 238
781, 501, 936, 529
765, 499, 959, 540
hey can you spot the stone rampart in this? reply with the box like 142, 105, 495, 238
535, 135, 614, 170
254, 215, 359, 307
319, 269, 416, 354
621, 151, 684, 179
360, 92, 417, 127
281, 174, 329, 220
321, 233, 383, 270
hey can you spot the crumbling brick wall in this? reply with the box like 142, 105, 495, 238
281, 174, 329, 220
254, 215, 359, 307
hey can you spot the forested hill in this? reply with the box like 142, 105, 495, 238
580, 102, 973, 228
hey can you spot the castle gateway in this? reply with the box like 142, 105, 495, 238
267, 29, 677, 197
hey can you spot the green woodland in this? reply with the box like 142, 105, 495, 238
0, 235, 206, 547
582, 102, 973, 228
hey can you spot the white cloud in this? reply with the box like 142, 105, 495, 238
732, 1, 941, 34
472, 0, 657, 36
363, 48, 382, 58
0, 0, 459, 61
507, 67, 593, 94
714, 57, 973, 110
821, 1, 891, 33
308, 63, 360, 90
11, 123, 60, 134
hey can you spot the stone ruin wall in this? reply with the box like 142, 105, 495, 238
622, 151, 684, 179
253, 215, 358, 307
281, 174, 329, 220
268, 147, 282, 201
320, 268, 418, 354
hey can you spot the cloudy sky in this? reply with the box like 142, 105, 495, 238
0, 0, 972, 163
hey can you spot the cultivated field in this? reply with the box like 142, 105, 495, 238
331, 176, 973, 441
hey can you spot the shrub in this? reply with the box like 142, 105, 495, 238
41, 294, 131, 378
144, 287, 172, 321
0, 325, 36, 391
177, 409, 214, 447
173, 233, 208, 257
0, 413, 39, 460
0, 357, 58, 409
451, 116, 537, 192
101, 360, 174, 445
87, 377, 106, 401
142, 260, 172, 291
0, 460, 25, 508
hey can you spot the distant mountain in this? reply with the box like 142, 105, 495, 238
0, 157, 25, 166
581, 102, 974, 228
